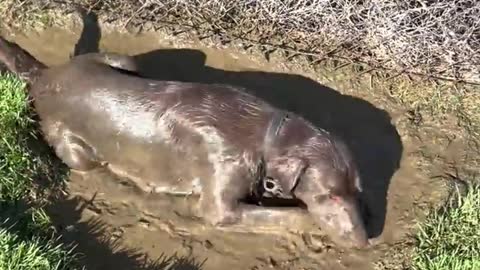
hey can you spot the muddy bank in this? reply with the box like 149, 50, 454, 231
1, 23, 459, 270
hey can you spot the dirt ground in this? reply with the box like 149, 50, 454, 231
1, 21, 474, 269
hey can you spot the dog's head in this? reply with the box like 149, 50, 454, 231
265, 117, 369, 249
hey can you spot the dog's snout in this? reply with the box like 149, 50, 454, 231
353, 239, 369, 249
345, 222, 370, 249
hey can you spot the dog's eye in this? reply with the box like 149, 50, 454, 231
329, 194, 341, 203
315, 194, 342, 204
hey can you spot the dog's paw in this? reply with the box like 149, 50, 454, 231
301, 232, 332, 253
212, 213, 241, 227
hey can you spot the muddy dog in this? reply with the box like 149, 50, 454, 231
0, 36, 369, 248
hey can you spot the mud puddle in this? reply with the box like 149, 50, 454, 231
1, 24, 457, 270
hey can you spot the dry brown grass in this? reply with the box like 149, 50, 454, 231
1, 0, 480, 84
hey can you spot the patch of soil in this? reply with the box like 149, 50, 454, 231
2, 23, 465, 270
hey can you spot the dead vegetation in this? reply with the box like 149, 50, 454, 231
2, 0, 479, 84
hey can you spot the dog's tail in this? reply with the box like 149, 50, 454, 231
89, 52, 139, 73
0, 36, 46, 84
69, 5, 139, 74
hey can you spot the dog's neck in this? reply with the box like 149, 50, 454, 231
260, 110, 293, 191
260, 110, 314, 195
262, 110, 290, 156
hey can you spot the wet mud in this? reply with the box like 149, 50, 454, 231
0, 21, 457, 269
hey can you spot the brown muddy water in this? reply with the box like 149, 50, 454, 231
1, 24, 452, 270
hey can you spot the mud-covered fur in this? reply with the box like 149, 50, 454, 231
0, 36, 369, 248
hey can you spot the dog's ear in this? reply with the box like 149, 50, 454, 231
347, 159, 363, 194
267, 156, 308, 193
354, 174, 363, 193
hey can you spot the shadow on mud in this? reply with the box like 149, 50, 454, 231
0, 194, 205, 270
46, 193, 205, 270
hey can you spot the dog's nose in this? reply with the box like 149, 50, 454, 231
335, 232, 370, 249
354, 238, 370, 249
348, 230, 370, 249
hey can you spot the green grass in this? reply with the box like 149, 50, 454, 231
0, 73, 80, 270
0, 73, 35, 202
0, 226, 77, 270
412, 183, 480, 270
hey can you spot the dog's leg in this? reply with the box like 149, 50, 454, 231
43, 121, 102, 171
198, 161, 251, 226
215, 204, 318, 234
200, 161, 315, 232
239, 204, 312, 227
